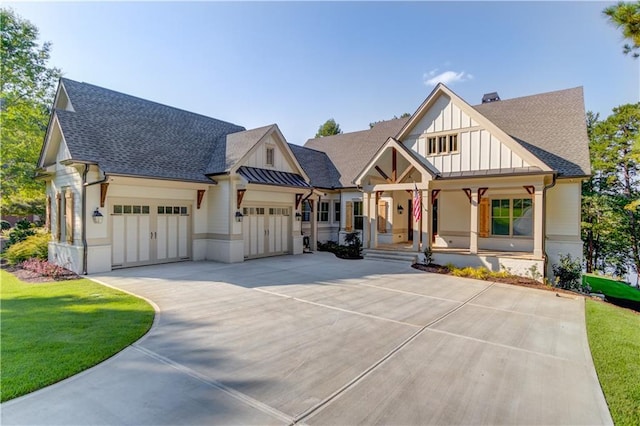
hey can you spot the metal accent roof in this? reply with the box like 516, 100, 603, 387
238, 166, 311, 188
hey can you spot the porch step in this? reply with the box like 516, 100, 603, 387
363, 249, 418, 265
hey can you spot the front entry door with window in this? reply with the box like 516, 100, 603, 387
243, 206, 290, 258
111, 200, 191, 268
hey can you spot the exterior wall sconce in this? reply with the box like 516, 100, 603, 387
235, 211, 244, 222
295, 212, 302, 221
92, 208, 104, 224
397, 204, 404, 214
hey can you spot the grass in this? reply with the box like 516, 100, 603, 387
585, 299, 640, 425
583, 273, 640, 302
0, 270, 155, 402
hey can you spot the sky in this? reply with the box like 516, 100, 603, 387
6, 1, 640, 145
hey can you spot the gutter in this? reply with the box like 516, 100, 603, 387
542, 173, 558, 280
81, 171, 109, 275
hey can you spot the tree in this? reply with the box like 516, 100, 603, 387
0, 8, 60, 216
582, 104, 640, 282
315, 119, 342, 138
369, 113, 411, 128
603, 1, 640, 58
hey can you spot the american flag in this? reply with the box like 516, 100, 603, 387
413, 185, 422, 221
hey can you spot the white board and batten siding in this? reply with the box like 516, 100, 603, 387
402, 94, 530, 174
242, 134, 294, 172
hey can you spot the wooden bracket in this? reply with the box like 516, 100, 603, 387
397, 165, 414, 184
196, 189, 205, 209
375, 191, 382, 204
523, 185, 535, 195
295, 193, 303, 209
375, 166, 392, 183
462, 188, 472, 203
391, 148, 397, 182
236, 189, 246, 209
478, 187, 488, 199
308, 199, 314, 213
100, 183, 109, 208
431, 189, 440, 204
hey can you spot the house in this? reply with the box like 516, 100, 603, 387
37, 79, 590, 279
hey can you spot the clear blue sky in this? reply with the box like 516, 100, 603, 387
7, 1, 639, 145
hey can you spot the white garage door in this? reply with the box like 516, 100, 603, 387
242, 206, 290, 258
111, 200, 191, 268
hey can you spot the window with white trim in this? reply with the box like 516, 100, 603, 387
490, 198, 533, 237
426, 133, 459, 155
353, 201, 363, 230
302, 200, 311, 222
334, 201, 341, 223
266, 147, 275, 166
317, 201, 329, 222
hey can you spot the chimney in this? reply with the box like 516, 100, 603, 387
482, 92, 500, 104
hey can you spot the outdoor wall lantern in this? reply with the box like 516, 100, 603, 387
92, 208, 104, 224
397, 204, 404, 214
235, 211, 244, 222
295, 212, 302, 221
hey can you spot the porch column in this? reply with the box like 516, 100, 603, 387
533, 186, 544, 258
362, 192, 370, 248
421, 189, 429, 250
310, 199, 317, 251
369, 193, 378, 248
470, 188, 479, 254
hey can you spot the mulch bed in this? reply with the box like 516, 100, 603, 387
1, 263, 79, 283
411, 263, 577, 295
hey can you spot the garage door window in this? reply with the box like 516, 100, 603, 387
113, 205, 150, 215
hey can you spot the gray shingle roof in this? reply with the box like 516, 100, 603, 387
206, 125, 274, 175
56, 78, 245, 183
303, 118, 409, 187
473, 87, 591, 177
288, 144, 342, 189
238, 166, 310, 188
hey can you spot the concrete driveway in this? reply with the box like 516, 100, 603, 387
2, 253, 611, 425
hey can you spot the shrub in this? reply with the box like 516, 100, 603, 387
423, 247, 433, 265
4, 219, 36, 250
0, 220, 11, 231
552, 253, 583, 291
343, 231, 362, 259
20, 258, 76, 279
3, 232, 50, 265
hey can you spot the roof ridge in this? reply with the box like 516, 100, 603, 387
60, 77, 245, 129
473, 86, 582, 107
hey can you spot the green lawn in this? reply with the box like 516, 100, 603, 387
583, 274, 640, 302
586, 299, 640, 425
0, 270, 154, 402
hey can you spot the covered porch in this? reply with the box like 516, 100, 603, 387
355, 138, 552, 278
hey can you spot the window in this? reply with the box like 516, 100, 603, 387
448, 134, 458, 152
427, 137, 437, 155
491, 198, 533, 237
302, 200, 311, 222
266, 147, 275, 166
318, 201, 329, 222
353, 201, 364, 230
426, 133, 459, 155
334, 201, 341, 223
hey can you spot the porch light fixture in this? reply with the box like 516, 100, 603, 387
295, 212, 302, 221
92, 208, 104, 224
235, 211, 244, 222
397, 204, 404, 214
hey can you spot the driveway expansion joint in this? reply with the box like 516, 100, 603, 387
292, 282, 496, 424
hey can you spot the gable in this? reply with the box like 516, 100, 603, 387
231, 125, 309, 182
38, 115, 65, 168
401, 93, 541, 174
241, 132, 294, 173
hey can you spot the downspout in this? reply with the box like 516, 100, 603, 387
82, 171, 109, 275
81, 165, 89, 275
542, 173, 558, 281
